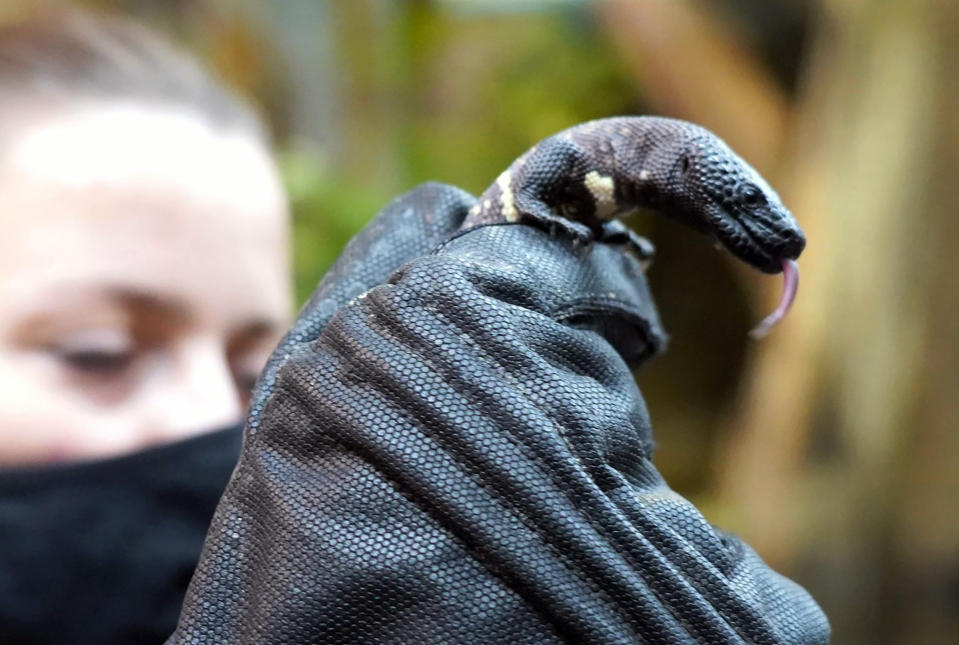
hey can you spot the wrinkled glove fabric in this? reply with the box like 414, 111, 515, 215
170, 183, 829, 644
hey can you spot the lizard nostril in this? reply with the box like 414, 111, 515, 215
781, 230, 806, 258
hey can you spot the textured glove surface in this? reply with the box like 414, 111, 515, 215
170, 183, 829, 644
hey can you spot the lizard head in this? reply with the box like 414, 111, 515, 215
672, 133, 805, 274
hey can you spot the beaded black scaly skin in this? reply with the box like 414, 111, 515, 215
464, 116, 804, 274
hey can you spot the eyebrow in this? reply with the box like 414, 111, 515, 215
110, 287, 192, 323
232, 319, 278, 338
110, 288, 284, 338
14, 285, 283, 337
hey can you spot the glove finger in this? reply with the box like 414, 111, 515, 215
247, 182, 475, 431
293, 181, 475, 347
431, 224, 668, 367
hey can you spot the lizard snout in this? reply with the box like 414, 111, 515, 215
777, 226, 806, 260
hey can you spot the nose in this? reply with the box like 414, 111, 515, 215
780, 226, 806, 259
144, 337, 243, 444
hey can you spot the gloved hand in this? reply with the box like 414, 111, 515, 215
169, 182, 829, 644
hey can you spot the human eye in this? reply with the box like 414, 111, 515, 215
228, 342, 273, 407
48, 329, 137, 378
231, 349, 270, 404
58, 346, 135, 374
233, 369, 260, 403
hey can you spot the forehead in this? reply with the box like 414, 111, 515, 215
1, 100, 277, 209
0, 101, 290, 329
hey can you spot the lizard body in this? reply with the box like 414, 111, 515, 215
464, 116, 804, 274
463, 116, 805, 334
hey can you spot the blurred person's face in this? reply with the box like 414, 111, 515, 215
0, 100, 290, 466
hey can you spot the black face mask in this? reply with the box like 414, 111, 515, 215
0, 425, 242, 645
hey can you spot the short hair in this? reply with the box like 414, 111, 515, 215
0, 9, 265, 140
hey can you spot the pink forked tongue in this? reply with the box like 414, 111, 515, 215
749, 259, 799, 339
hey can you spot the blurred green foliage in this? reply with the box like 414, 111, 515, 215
281, 5, 640, 303
398, 8, 637, 190
280, 149, 394, 305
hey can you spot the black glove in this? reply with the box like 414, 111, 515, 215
169, 183, 829, 644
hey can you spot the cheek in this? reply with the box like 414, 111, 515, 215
0, 349, 146, 465
0, 350, 92, 464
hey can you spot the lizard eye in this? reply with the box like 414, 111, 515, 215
742, 185, 765, 205
681, 155, 691, 174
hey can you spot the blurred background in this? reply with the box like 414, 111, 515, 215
2, 1, 956, 642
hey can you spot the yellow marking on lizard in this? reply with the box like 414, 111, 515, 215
496, 171, 518, 222
584, 170, 617, 220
